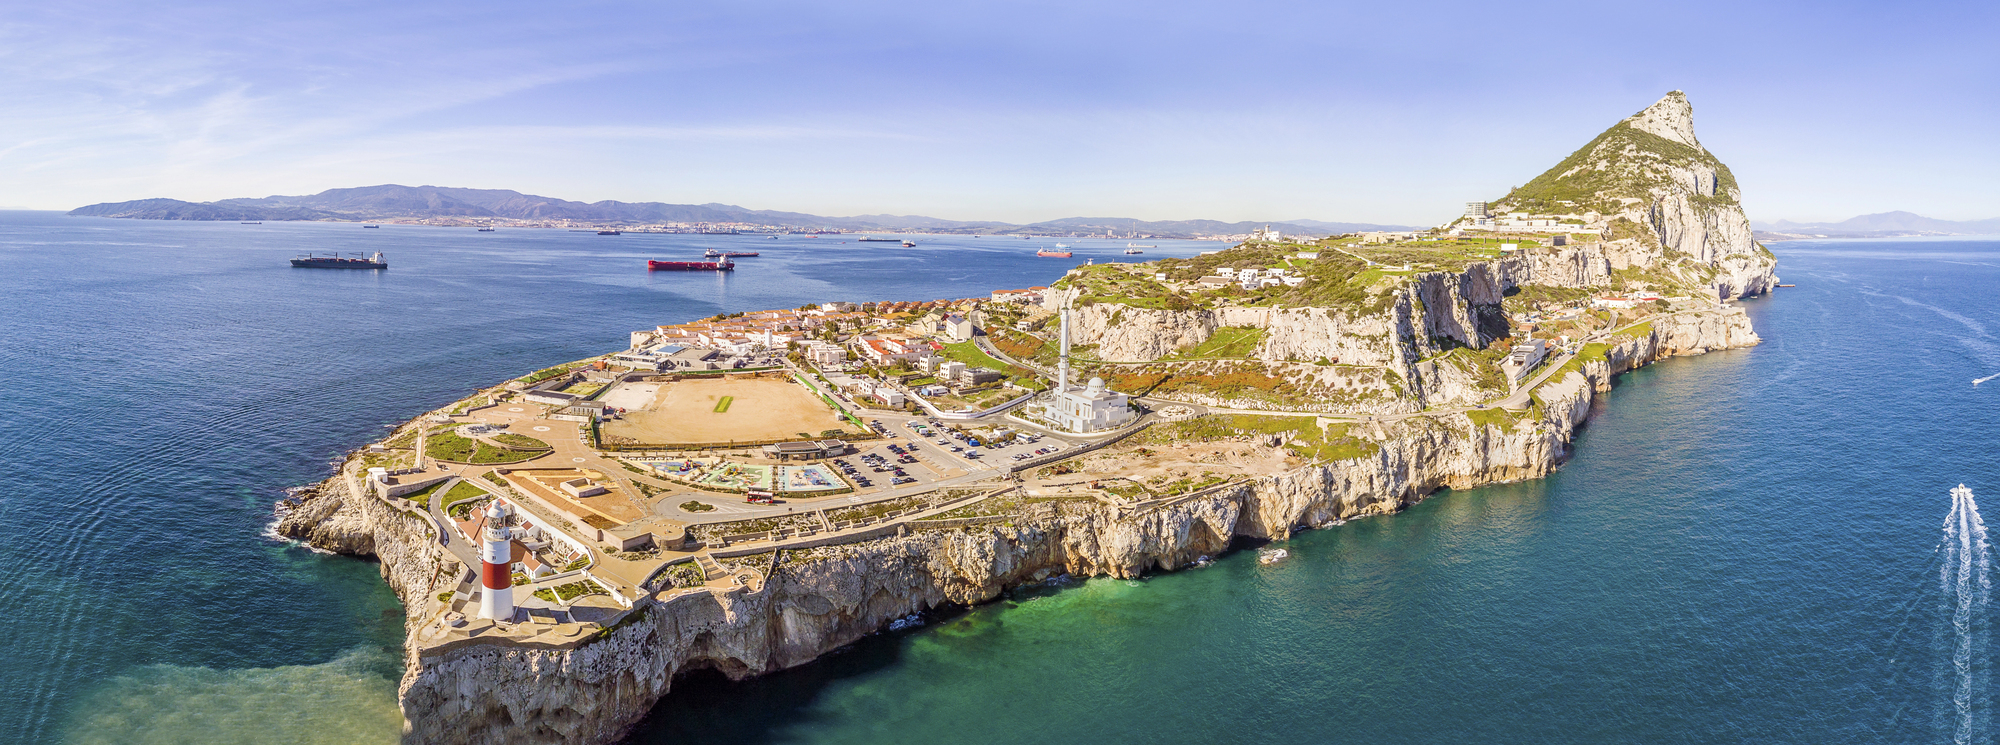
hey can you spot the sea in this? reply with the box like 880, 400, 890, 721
1, 210, 1995, 744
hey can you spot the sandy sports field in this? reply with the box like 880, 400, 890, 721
602, 377, 858, 444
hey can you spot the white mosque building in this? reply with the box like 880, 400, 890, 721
1044, 304, 1134, 434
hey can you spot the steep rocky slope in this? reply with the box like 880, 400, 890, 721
1494, 91, 1776, 299
280, 309, 1758, 745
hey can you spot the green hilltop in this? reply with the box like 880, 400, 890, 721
1495, 91, 1741, 215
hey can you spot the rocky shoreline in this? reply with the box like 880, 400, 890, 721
276, 303, 1760, 745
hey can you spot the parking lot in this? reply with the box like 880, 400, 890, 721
873, 416, 1070, 472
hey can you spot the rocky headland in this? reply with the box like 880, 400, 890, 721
274, 91, 1775, 744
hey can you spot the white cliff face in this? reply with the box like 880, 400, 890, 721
277, 479, 460, 619
258, 308, 1761, 745
1621, 90, 1703, 149
1507, 91, 1776, 299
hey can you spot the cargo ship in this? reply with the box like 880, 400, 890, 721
291, 252, 387, 269
477, 227, 495, 232
857, 237, 901, 242
704, 249, 760, 258
597, 230, 622, 235
1036, 247, 1072, 258
648, 258, 735, 271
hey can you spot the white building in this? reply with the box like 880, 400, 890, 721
1250, 225, 1283, 242
944, 314, 976, 341
801, 340, 847, 366
1499, 339, 1551, 385
1044, 305, 1133, 434
990, 287, 1047, 304
1049, 376, 1132, 433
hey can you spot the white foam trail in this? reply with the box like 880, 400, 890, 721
1938, 484, 1990, 744
1974, 372, 2000, 387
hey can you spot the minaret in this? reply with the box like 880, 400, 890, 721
1057, 303, 1071, 393
478, 500, 519, 622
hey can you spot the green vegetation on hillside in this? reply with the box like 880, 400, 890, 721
1463, 406, 1533, 430
1499, 119, 1738, 215
1136, 414, 1379, 462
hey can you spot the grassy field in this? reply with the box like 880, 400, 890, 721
939, 342, 1045, 389
424, 430, 545, 464
439, 481, 491, 510
490, 433, 549, 450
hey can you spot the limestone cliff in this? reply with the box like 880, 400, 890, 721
1039, 92, 1773, 415
278, 308, 1758, 745
277, 477, 462, 620
1494, 91, 1776, 299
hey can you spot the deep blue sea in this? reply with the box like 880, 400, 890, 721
2, 211, 1995, 744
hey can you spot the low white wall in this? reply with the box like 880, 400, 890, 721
912, 389, 1034, 420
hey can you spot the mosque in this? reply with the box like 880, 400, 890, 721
1044, 304, 1134, 434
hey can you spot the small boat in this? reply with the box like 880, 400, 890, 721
901, 240, 916, 247
1257, 548, 1289, 565
597, 230, 622, 235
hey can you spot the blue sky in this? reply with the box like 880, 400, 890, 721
2, 0, 1995, 224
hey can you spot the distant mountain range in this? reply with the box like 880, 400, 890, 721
67, 184, 1415, 238
1752, 211, 2000, 240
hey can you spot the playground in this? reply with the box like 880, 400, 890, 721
601, 376, 861, 445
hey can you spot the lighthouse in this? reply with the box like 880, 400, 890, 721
478, 500, 519, 622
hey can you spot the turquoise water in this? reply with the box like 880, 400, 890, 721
632, 239, 2000, 743
2, 210, 1994, 743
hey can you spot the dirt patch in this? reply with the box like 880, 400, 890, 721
1045, 441, 1292, 486
602, 377, 859, 445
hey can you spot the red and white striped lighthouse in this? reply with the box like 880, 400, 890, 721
478, 500, 519, 622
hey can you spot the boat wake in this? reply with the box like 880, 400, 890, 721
1937, 484, 1991, 744
1974, 372, 2000, 387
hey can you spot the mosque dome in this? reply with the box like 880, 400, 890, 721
1086, 377, 1106, 394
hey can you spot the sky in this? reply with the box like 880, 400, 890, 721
2, 0, 1996, 225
